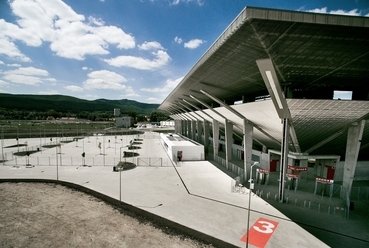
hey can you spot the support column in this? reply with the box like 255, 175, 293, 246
261, 145, 269, 170
204, 121, 210, 154
183, 120, 187, 137
279, 119, 289, 203
182, 120, 187, 136
243, 120, 253, 183
341, 120, 365, 199
212, 119, 219, 160
175, 120, 181, 134
191, 120, 196, 140
187, 120, 191, 138
197, 120, 203, 143
225, 120, 233, 169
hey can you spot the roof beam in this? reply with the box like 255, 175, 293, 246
177, 101, 205, 121
305, 117, 368, 154
167, 106, 189, 121
182, 99, 214, 122
200, 89, 280, 146
256, 58, 301, 153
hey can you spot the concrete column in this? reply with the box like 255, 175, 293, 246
204, 121, 210, 154
341, 120, 365, 199
175, 120, 180, 134
182, 120, 187, 136
243, 120, 253, 183
191, 120, 196, 140
197, 120, 203, 143
225, 120, 233, 169
187, 120, 191, 138
261, 145, 269, 170
212, 119, 219, 160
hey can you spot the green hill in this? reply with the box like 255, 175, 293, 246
0, 93, 159, 116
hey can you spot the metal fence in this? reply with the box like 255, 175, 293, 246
137, 157, 164, 167
214, 155, 246, 183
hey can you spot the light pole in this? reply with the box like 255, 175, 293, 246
1, 127, 4, 165
56, 145, 59, 180
119, 146, 126, 202
16, 126, 19, 152
246, 161, 259, 248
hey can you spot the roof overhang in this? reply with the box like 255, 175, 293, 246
158, 7, 369, 159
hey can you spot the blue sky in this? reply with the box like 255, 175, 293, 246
1, 0, 368, 104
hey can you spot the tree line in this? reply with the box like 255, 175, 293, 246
0, 108, 170, 123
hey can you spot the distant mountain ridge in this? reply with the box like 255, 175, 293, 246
0, 93, 159, 115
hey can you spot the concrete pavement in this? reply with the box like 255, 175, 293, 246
1, 131, 330, 247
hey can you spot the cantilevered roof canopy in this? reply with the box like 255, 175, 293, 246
159, 6, 369, 110
158, 7, 369, 159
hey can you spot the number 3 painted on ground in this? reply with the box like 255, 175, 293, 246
253, 221, 275, 234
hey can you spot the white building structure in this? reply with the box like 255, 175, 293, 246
160, 120, 175, 127
114, 108, 120, 117
115, 116, 133, 128
160, 133, 204, 162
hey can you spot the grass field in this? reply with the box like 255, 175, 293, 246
0, 120, 142, 139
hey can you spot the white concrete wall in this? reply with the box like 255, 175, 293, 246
172, 146, 204, 161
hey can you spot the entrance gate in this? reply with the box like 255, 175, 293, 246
137, 157, 163, 167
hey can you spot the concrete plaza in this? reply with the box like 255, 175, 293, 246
0, 131, 354, 247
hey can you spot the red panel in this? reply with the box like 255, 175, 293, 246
326, 166, 335, 180
241, 217, 279, 248
270, 160, 277, 172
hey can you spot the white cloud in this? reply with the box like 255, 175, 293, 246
65, 85, 84, 92
3, 74, 43, 85
83, 70, 128, 90
170, 0, 204, 6
7, 64, 21, 67
92, 25, 135, 50
141, 76, 183, 93
6, 67, 49, 76
174, 36, 183, 44
104, 50, 171, 70
88, 16, 105, 26
302, 7, 362, 16
0, 60, 4, 65
0, 31, 32, 61
1, 66, 54, 86
1, 0, 135, 61
330, 9, 361, 16
184, 39, 204, 49
146, 97, 161, 103
0, 79, 10, 87
38, 89, 59, 95
122, 86, 140, 97
138, 41, 164, 51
